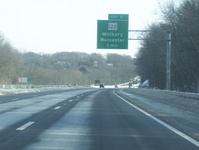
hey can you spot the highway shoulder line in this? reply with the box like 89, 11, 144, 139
113, 90, 199, 148
16, 121, 35, 131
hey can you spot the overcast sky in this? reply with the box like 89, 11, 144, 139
0, 0, 178, 57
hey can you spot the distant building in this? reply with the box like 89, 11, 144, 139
106, 63, 113, 67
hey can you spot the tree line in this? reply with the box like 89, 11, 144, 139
0, 34, 136, 85
135, 0, 199, 92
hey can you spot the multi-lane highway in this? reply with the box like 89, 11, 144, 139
0, 88, 199, 150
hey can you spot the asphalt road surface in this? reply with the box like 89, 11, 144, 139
0, 88, 199, 150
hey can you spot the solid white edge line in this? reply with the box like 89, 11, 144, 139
113, 90, 199, 147
16, 121, 35, 131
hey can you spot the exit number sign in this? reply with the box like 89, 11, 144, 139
108, 14, 129, 21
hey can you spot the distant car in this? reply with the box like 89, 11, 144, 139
99, 84, 105, 88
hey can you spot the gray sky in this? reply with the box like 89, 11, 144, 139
0, 0, 176, 57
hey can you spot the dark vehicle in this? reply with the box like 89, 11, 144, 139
99, 84, 105, 88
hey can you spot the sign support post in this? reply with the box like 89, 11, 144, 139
166, 31, 171, 90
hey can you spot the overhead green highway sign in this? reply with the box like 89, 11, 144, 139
97, 19, 128, 49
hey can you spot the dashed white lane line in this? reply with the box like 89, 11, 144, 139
69, 100, 73, 102
113, 91, 199, 148
16, 121, 35, 131
54, 106, 61, 110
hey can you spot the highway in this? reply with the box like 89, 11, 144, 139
0, 88, 199, 150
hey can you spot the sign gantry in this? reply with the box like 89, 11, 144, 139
97, 14, 171, 90
128, 30, 171, 41
128, 30, 171, 90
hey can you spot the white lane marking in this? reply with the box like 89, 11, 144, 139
54, 106, 61, 110
16, 121, 35, 131
113, 91, 199, 147
69, 100, 73, 102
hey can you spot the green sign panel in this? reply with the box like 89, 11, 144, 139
108, 14, 129, 21
97, 20, 128, 49
27, 77, 32, 82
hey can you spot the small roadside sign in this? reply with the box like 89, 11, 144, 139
27, 77, 32, 83
18, 77, 32, 83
